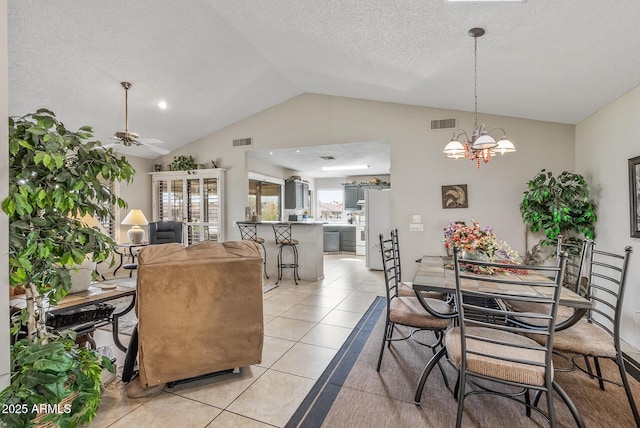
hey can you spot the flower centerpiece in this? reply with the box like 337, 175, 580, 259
443, 220, 497, 260
443, 220, 523, 274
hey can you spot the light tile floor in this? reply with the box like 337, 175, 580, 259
88, 254, 386, 428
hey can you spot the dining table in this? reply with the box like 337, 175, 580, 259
412, 255, 592, 331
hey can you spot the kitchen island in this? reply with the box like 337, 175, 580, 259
239, 221, 325, 281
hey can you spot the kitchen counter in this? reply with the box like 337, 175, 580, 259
239, 221, 324, 281
322, 223, 360, 227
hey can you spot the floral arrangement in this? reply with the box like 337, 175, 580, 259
443, 220, 498, 258
443, 220, 523, 274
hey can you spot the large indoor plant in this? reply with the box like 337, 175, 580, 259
1, 109, 135, 427
520, 169, 597, 264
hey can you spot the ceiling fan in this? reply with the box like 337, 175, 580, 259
105, 81, 169, 155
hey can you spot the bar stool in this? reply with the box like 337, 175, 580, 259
272, 223, 300, 285
237, 222, 269, 278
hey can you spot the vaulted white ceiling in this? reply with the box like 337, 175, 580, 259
8, 1, 640, 159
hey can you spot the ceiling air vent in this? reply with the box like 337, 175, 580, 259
319, 156, 336, 160
430, 118, 456, 130
232, 137, 253, 147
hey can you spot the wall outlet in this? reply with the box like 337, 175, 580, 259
412, 215, 421, 223
409, 223, 424, 232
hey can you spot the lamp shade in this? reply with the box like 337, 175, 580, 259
495, 137, 516, 155
471, 132, 497, 150
443, 140, 465, 154
121, 209, 149, 226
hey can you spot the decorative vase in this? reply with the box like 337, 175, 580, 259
461, 250, 488, 262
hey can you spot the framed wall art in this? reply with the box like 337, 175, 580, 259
442, 184, 468, 209
629, 156, 640, 238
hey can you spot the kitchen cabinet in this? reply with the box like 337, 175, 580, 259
340, 227, 356, 252
285, 180, 309, 209
344, 185, 359, 210
150, 168, 224, 245
323, 225, 356, 252
344, 183, 391, 210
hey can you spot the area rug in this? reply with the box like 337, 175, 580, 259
287, 297, 640, 427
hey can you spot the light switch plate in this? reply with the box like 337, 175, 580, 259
409, 223, 424, 232
412, 215, 421, 223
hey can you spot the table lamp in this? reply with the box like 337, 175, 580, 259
121, 209, 149, 244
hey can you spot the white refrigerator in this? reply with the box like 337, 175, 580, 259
365, 188, 391, 270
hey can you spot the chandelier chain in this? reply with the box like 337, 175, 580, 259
474, 34, 478, 126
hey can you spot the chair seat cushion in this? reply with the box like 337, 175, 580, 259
446, 326, 550, 387
527, 318, 616, 357
398, 281, 445, 300
279, 239, 299, 245
251, 237, 265, 244
504, 300, 576, 327
389, 296, 452, 330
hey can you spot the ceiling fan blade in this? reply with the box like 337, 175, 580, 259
138, 142, 170, 155
139, 138, 165, 145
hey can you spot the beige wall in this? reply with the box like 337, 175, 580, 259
156, 93, 575, 274
116, 155, 154, 243
576, 84, 640, 350
1, 0, 9, 389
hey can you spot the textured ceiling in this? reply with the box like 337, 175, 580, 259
8, 1, 640, 160
248, 141, 391, 179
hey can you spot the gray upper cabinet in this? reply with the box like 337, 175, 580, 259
285, 180, 309, 209
344, 182, 390, 210
344, 185, 359, 210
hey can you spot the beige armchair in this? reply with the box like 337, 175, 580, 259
131, 240, 264, 389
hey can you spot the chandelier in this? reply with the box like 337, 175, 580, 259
443, 28, 516, 168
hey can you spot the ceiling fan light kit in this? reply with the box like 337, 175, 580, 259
442, 27, 516, 169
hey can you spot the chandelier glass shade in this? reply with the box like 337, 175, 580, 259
443, 28, 516, 168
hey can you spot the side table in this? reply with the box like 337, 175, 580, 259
113, 243, 148, 277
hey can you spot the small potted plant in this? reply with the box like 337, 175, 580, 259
170, 155, 198, 174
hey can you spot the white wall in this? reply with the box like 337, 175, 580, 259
155, 93, 575, 276
1, 0, 10, 389
576, 84, 640, 350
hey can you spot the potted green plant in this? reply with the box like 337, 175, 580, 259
170, 155, 197, 174
520, 169, 597, 263
1, 108, 135, 427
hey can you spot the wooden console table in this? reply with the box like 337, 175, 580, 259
9, 277, 137, 352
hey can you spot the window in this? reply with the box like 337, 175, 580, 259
97, 179, 116, 239
317, 188, 344, 222
249, 179, 281, 221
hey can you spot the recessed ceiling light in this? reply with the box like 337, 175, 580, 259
296, 150, 300, 153
269, 151, 274, 155
157, 101, 168, 110
322, 165, 370, 172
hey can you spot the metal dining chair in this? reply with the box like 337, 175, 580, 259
376, 233, 453, 373
505, 237, 589, 330
391, 228, 445, 300
420, 247, 585, 428
528, 242, 638, 427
